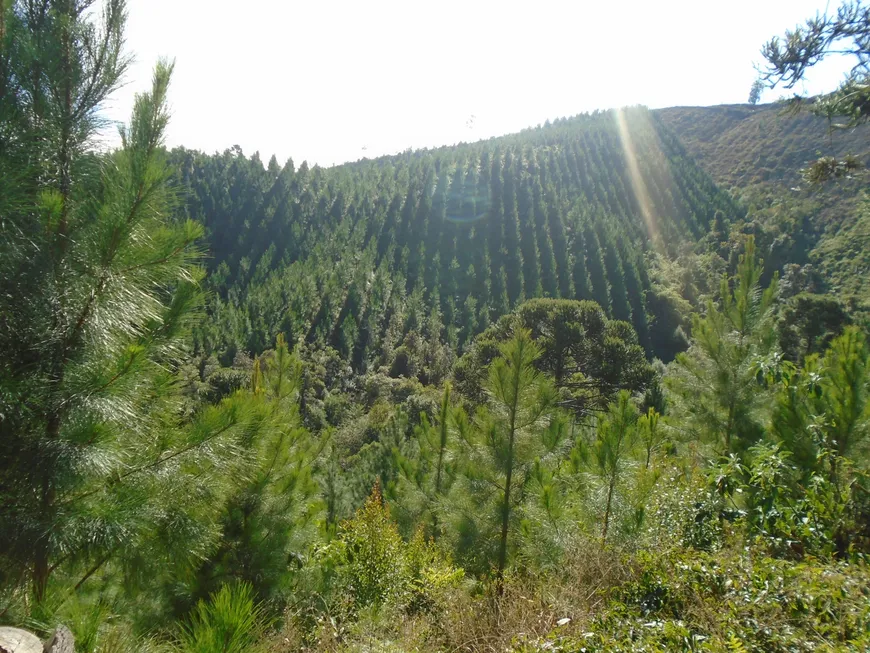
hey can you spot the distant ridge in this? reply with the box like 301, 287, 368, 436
657, 103, 869, 302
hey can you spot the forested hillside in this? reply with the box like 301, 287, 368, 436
174, 109, 740, 367
3, 2, 870, 653
658, 103, 870, 301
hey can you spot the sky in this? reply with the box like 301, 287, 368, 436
99, 0, 857, 167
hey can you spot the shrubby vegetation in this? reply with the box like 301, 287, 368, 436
2, 1, 870, 652
657, 102, 870, 305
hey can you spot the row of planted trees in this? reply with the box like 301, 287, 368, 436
178, 94, 740, 367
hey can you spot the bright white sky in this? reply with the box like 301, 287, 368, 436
100, 0, 856, 167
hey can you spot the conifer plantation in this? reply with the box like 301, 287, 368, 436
2, 1, 870, 651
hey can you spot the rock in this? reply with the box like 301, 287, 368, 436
0, 625, 74, 653
0, 627, 43, 653
43, 626, 74, 653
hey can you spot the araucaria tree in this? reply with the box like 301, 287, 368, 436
0, 0, 203, 600
758, 0, 870, 181
760, 0, 869, 123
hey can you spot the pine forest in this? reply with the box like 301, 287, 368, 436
2, 2, 870, 652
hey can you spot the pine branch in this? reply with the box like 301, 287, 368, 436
60, 420, 238, 507
74, 552, 112, 591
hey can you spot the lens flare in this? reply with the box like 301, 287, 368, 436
614, 108, 662, 250
445, 190, 490, 224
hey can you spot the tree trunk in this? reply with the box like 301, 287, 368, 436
34, 414, 59, 601
496, 460, 513, 595
724, 398, 735, 455
602, 473, 616, 545
432, 385, 450, 540
496, 373, 520, 595
433, 438, 446, 539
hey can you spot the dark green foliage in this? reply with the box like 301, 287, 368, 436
175, 107, 740, 367
778, 292, 852, 362
454, 299, 654, 417
598, 224, 632, 323
581, 221, 612, 313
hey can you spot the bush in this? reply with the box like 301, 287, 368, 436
516, 544, 870, 652
335, 484, 409, 610
715, 443, 870, 560
175, 583, 265, 653
306, 484, 464, 635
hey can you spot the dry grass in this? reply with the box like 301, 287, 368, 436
432, 543, 635, 653
269, 537, 639, 653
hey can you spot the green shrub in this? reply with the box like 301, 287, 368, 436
336, 484, 409, 609
327, 485, 464, 613
515, 545, 870, 652
714, 443, 870, 559
404, 529, 465, 615
175, 583, 265, 653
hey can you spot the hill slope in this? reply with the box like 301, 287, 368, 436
172, 107, 741, 367
656, 103, 869, 191
657, 103, 870, 301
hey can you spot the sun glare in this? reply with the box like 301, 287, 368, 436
614, 108, 664, 250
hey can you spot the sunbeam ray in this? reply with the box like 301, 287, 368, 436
614, 108, 662, 251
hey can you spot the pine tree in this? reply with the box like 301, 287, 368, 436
578, 391, 639, 544
518, 176, 542, 299
0, 3, 204, 600
637, 407, 663, 470
810, 328, 869, 485
502, 151, 525, 305
546, 188, 573, 298
458, 330, 565, 591
773, 327, 869, 487
598, 222, 632, 323
397, 384, 458, 539
194, 335, 319, 603
487, 152, 505, 276
459, 294, 478, 350
583, 222, 612, 315
532, 178, 559, 297
491, 266, 511, 322
620, 242, 651, 352
668, 237, 778, 455
571, 227, 594, 302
